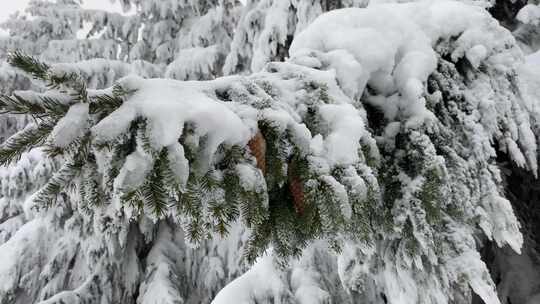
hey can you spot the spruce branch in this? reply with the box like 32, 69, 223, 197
137, 119, 155, 156
34, 157, 84, 207
120, 149, 174, 218
90, 92, 124, 117
71, 79, 88, 103
8, 51, 89, 93
7, 51, 50, 81
0, 94, 69, 118
142, 148, 172, 217
80, 164, 103, 210
38, 95, 71, 117
43, 132, 92, 159
48, 71, 80, 89
0, 120, 55, 166
122, 189, 145, 214
0, 94, 48, 116
177, 172, 222, 243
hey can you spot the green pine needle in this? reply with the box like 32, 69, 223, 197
90, 93, 124, 117
0, 94, 69, 118
0, 120, 56, 166
7, 51, 50, 81
143, 152, 171, 217
34, 158, 84, 207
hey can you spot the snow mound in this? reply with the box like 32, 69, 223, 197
93, 76, 252, 150
289, 1, 512, 128
517, 4, 540, 26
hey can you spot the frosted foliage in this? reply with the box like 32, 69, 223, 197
165, 46, 222, 80
93, 76, 252, 150
137, 223, 185, 304
124, 0, 240, 79
51, 59, 162, 89
0, 0, 240, 89
515, 3, 540, 54
519, 50, 540, 123
223, 0, 369, 75
216, 2, 537, 304
0, 0, 136, 62
0, 149, 55, 245
517, 4, 540, 26
0, 1, 539, 304
213, 243, 349, 304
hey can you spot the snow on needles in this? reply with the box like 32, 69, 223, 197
3, 1, 540, 304
92, 76, 253, 192
93, 76, 252, 150
289, 1, 508, 128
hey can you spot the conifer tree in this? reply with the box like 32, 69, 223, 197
0, 2, 246, 302
223, 0, 370, 75
1, 1, 540, 304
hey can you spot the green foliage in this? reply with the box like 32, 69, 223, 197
89, 85, 125, 118
142, 149, 172, 216
34, 157, 84, 208
120, 147, 177, 218
0, 51, 454, 265
177, 171, 221, 243
258, 120, 288, 188
80, 162, 103, 211
0, 94, 69, 118
418, 168, 443, 224
0, 120, 56, 166
7, 51, 50, 81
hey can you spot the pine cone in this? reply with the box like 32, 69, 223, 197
288, 160, 305, 215
248, 130, 266, 175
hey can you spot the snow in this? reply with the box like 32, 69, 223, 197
448, 249, 501, 304
167, 143, 190, 190
517, 4, 540, 26
250, 0, 291, 72
165, 46, 221, 80
236, 164, 260, 191
94, 76, 252, 153
1, 0, 540, 304
137, 223, 185, 304
519, 50, 540, 126
52, 59, 161, 89
0, 2, 32, 36
0, 218, 48, 296
114, 148, 153, 193
92, 101, 137, 144
318, 103, 365, 166
50, 103, 90, 148
81, 0, 135, 16
289, 3, 438, 126
211, 251, 290, 304
0, 0, 132, 37
466, 44, 488, 68
289, 1, 508, 128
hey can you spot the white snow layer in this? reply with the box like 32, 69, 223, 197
213, 2, 536, 304
93, 76, 252, 150
289, 1, 507, 128
50, 103, 90, 148
211, 251, 290, 304
517, 4, 540, 26
2, 1, 539, 304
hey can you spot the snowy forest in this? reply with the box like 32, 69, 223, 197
0, 0, 539, 303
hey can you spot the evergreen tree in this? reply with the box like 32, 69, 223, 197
0, 2, 247, 302
223, 0, 369, 75
1, 1, 540, 304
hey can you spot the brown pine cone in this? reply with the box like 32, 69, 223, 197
248, 130, 267, 175
288, 160, 305, 215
